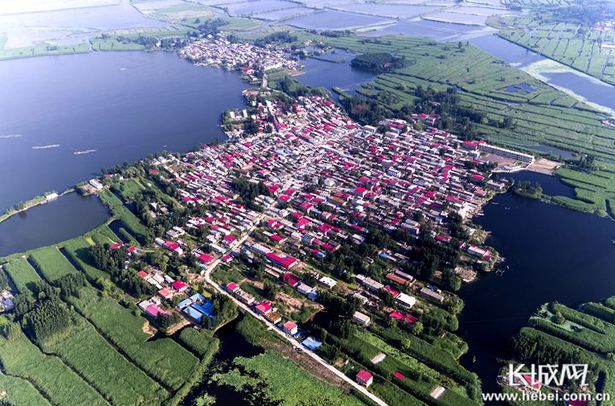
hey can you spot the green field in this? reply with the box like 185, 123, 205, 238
0, 325, 107, 405
67, 287, 198, 391
99, 189, 151, 243
211, 350, 365, 406
3, 258, 42, 293
496, 13, 615, 86
42, 316, 168, 404
29, 246, 79, 282
0, 371, 51, 406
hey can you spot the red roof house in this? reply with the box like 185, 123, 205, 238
282, 321, 298, 335
255, 301, 272, 315
356, 370, 374, 387
171, 280, 188, 292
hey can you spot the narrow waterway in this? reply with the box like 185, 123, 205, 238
182, 315, 263, 405
459, 171, 615, 395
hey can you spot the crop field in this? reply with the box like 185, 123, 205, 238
67, 286, 199, 391
497, 14, 615, 85
0, 371, 51, 406
61, 237, 110, 281
321, 35, 615, 216
3, 258, 42, 293
178, 328, 219, 358
29, 246, 79, 282
0, 326, 107, 405
42, 315, 168, 404
112, 178, 146, 202
332, 328, 479, 405
211, 350, 365, 406
99, 189, 150, 243
515, 298, 615, 400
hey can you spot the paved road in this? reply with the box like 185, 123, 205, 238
201, 218, 388, 406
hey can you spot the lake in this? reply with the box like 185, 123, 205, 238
0, 193, 109, 257
459, 171, 615, 395
0, 51, 247, 213
297, 49, 377, 98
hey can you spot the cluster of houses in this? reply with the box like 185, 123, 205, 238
135, 267, 193, 321
179, 36, 301, 79
143, 90, 501, 337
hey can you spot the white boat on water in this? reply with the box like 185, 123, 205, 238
74, 149, 96, 155
32, 144, 60, 150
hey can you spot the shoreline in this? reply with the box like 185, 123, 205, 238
0, 188, 74, 225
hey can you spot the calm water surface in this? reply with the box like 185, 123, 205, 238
460, 172, 615, 395
297, 49, 376, 97
0, 51, 247, 212
0, 193, 109, 257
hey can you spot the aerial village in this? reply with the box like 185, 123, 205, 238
77, 37, 541, 401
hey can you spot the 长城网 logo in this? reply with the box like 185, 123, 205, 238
508, 363, 589, 388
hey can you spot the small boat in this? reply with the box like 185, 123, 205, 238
32, 144, 60, 150
74, 149, 96, 155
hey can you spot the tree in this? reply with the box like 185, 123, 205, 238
412, 321, 424, 336
263, 280, 278, 300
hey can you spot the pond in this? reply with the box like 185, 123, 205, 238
0, 193, 110, 257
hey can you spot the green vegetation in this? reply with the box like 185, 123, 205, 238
211, 350, 365, 406
511, 298, 615, 399
512, 180, 543, 199
178, 328, 219, 357
0, 323, 106, 405
351, 52, 408, 73
496, 1, 615, 84
99, 189, 151, 243
67, 287, 198, 391
29, 246, 79, 282
42, 315, 167, 404
0, 371, 51, 406
3, 258, 42, 293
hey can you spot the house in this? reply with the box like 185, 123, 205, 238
420, 287, 444, 303
171, 280, 188, 293
318, 276, 337, 289
163, 241, 184, 255
352, 292, 369, 306
89, 179, 103, 190
158, 287, 174, 300
283, 321, 298, 335
265, 312, 282, 324
396, 293, 417, 310
255, 301, 272, 315
301, 336, 322, 350
198, 253, 215, 265
356, 370, 374, 387
283, 272, 300, 287
225, 282, 240, 294
266, 252, 298, 270
296, 282, 315, 298
430, 386, 446, 399
352, 311, 371, 327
